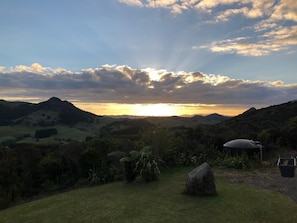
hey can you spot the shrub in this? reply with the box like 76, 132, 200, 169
135, 146, 161, 182
215, 153, 249, 170
119, 146, 163, 183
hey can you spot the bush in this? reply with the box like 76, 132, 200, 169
135, 146, 162, 182
214, 153, 249, 170
119, 146, 163, 183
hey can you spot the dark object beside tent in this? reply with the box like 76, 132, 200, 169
223, 139, 263, 160
277, 157, 296, 177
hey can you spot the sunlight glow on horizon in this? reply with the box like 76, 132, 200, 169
0, 96, 251, 117
74, 102, 247, 117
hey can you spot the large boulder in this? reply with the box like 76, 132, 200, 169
185, 162, 217, 196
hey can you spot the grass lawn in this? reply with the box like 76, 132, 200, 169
0, 167, 297, 223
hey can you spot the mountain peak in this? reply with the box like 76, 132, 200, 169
242, 107, 257, 115
47, 97, 62, 103
35, 97, 97, 124
37, 97, 74, 111
43, 97, 72, 106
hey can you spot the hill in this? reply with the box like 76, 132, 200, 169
0, 97, 99, 126
0, 97, 114, 145
219, 100, 297, 135
192, 113, 230, 124
207, 100, 297, 149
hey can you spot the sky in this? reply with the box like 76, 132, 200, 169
0, 0, 297, 116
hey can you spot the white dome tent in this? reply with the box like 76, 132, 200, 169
223, 139, 263, 161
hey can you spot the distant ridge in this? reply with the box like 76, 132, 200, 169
191, 113, 230, 124
205, 113, 231, 122
210, 100, 297, 139
1, 97, 296, 130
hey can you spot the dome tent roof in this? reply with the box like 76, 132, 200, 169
223, 139, 263, 160
223, 139, 262, 149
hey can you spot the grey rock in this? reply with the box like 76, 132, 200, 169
185, 162, 217, 196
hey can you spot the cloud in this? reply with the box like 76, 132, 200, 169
270, 0, 297, 22
118, 0, 297, 22
118, 0, 277, 18
195, 0, 240, 12
119, 0, 143, 7
194, 1, 297, 56
200, 35, 287, 56
213, 7, 249, 22
200, 22, 297, 56
0, 63, 296, 108
118, 0, 200, 14
118, 1, 297, 56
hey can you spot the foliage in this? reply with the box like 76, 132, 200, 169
213, 152, 263, 170
39, 154, 62, 184
81, 139, 119, 185
219, 155, 249, 170
119, 146, 163, 182
135, 146, 161, 182
87, 164, 108, 185
0, 147, 18, 209
120, 150, 140, 182
257, 129, 270, 145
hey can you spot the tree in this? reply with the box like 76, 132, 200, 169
258, 129, 270, 145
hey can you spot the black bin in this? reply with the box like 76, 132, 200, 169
277, 158, 296, 177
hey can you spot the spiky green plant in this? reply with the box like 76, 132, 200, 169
135, 146, 161, 182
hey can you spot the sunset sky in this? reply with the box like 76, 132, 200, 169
0, 0, 296, 116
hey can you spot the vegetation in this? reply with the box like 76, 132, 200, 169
120, 146, 163, 182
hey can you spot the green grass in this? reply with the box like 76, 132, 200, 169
1, 168, 297, 223
0, 126, 33, 138
0, 124, 98, 145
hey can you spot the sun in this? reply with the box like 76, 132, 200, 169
134, 103, 178, 116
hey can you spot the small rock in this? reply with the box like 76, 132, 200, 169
185, 162, 217, 196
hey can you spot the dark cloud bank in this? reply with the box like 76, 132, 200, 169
0, 64, 296, 108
